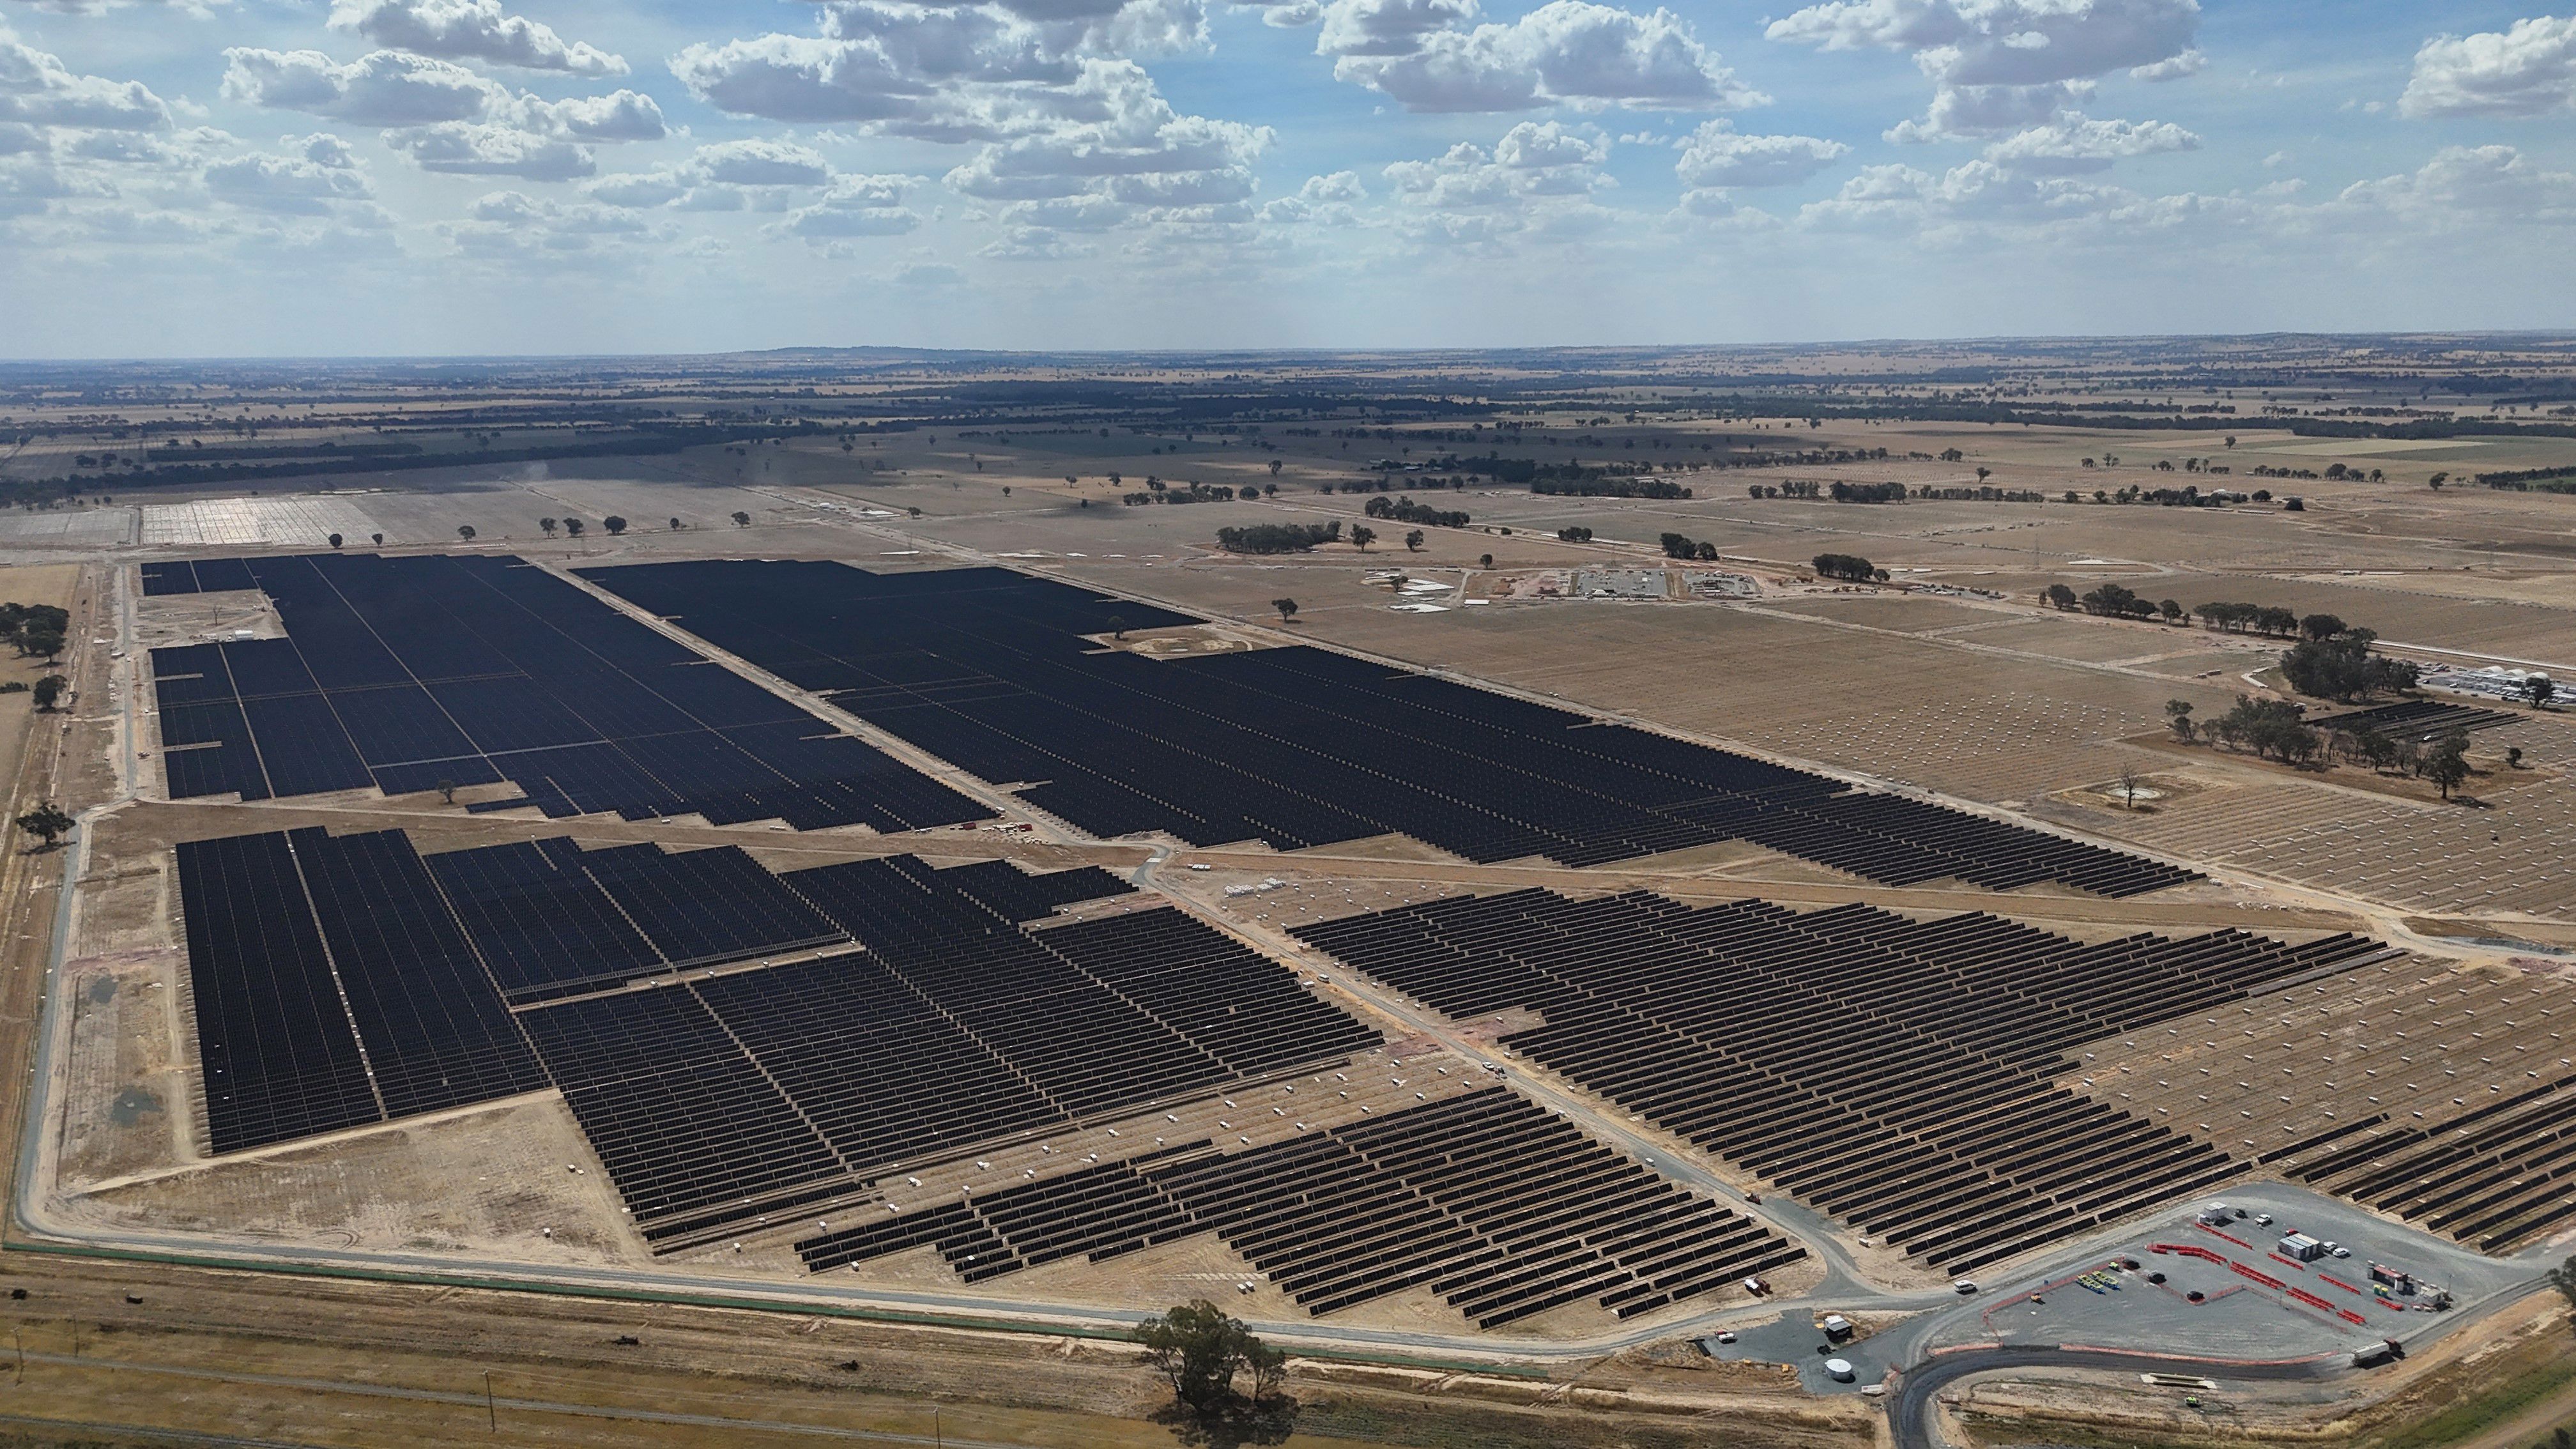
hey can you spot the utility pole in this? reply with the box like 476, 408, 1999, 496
484, 1368, 495, 1432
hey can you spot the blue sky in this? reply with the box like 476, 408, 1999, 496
1, 1, 2572, 356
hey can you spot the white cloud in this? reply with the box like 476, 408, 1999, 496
1672, 119, 1846, 187
223, 50, 661, 178
585, 167, 688, 206
1981, 114, 2196, 174
388, 123, 597, 180
1768, 0, 2200, 139
2401, 16, 2576, 119
222, 48, 497, 127
775, 172, 923, 239
1, 27, 174, 131
328, 0, 627, 76
1316, 0, 1478, 56
2336, 144, 2576, 226
1337, 1, 1765, 112
693, 137, 833, 187
1258, 169, 1364, 222
2130, 47, 2204, 81
1378, 120, 1614, 245
203, 144, 374, 214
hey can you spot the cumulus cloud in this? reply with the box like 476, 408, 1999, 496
774, 172, 923, 239
693, 137, 833, 187
222, 49, 661, 177
1768, 0, 2200, 139
668, 0, 1195, 138
1377, 120, 1618, 245
328, 0, 627, 76
1671, 119, 1846, 187
1315, 0, 1477, 56
387, 122, 596, 180
1, 27, 174, 131
2336, 144, 2576, 226
2401, 16, 2576, 119
222, 48, 497, 127
1981, 114, 2196, 174
1335, 1, 1765, 112
937, 61, 1269, 242
203, 139, 375, 214
1257, 169, 1364, 222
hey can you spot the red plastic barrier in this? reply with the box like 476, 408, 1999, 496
2231, 1262, 2286, 1291
2320, 1274, 2365, 1296
2340, 1309, 2368, 1326
2154, 1242, 2225, 1262
2287, 1288, 2336, 1313
2270, 1254, 2310, 1271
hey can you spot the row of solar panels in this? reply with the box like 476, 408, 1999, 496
1292, 888, 2382, 1275
177, 826, 1378, 1241
148, 553, 990, 832
581, 560, 2200, 898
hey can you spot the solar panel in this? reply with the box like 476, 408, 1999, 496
1293, 890, 2379, 1275
142, 552, 995, 834
172, 825, 1384, 1243
581, 560, 2195, 898
290, 827, 546, 1117
177, 832, 381, 1152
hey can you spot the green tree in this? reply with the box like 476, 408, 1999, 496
1349, 525, 1376, 551
436, 778, 458, 804
1133, 1300, 1291, 1438
2547, 1255, 2576, 1333
732, 511, 751, 527
540, 518, 558, 536
456, 525, 476, 542
2422, 728, 2471, 800
13, 802, 72, 849
2165, 700, 2195, 742
328, 533, 344, 549
604, 516, 628, 535
1107, 613, 1128, 640
1478, 553, 1494, 569
1271, 599, 1298, 623
1268, 458, 1282, 477
31, 674, 65, 712
1404, 529, 1425, 552
20, 617, 65, 663
563, 518, 585, 537
371, 533, 384, 546
2526, 676, 2556, 710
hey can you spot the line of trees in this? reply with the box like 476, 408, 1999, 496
1216, 521, 1340, 554
1361, 494, 1468, 528
1827, 480, 1907, 503
2168, 699, 2473, 795
1531, 475, 1693, 500
1811, 553, 1883, 583
1660, 532, 1719, 562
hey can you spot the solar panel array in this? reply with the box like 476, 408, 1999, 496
2297, 1079, 2576, 1252
144, 552, 990, 832
1292, 889, 2383, 1275
179, 828, 544, 1154
2310, 700, 2519, 737
797, 1088, 1805, 1328
172, 826, 1377, 1243
582, 561, 2196, 897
